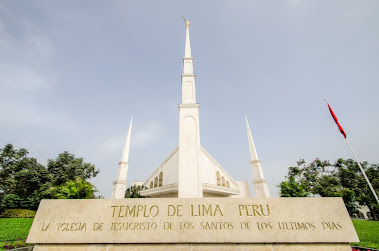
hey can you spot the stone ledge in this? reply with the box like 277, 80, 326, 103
33, 243, 352, 251
118, 161, 129, 165
140, 183, 178, 196
179, 104, 199, 108
202, 183, 240, 195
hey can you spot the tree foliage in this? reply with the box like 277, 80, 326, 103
279, 158, 379, 220
0, 144, 49, 211
1, 194, 21, 209
279, 177, 309, 197
49, 178, 97, 199
0, 144, 100, 211
47, 151, 99, 187
125, 185, 147, 198
335, 158, 379, 220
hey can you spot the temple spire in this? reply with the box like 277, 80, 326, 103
121, 118, 133, 162
245, 115, 259, 161
245, 115, 270, 198
111, 118, 132, 199
178, 18, 202, 197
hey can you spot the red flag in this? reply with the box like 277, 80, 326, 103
326, 101, 346, 138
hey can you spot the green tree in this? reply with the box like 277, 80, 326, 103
0, 144, 50, 210
125, 185, 146, 198
279, 158, 379, 219
1, 194, 21, 209
47, 151, 99, 187
279, 177, 309, 197
49, 178, 97, 199
0, 144, 30, 196
279, 159, 341, 197
335, 158, 378, 220
0, 144, 100, 211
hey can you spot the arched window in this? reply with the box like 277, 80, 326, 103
226, 181, 230, 188
216, 172, 221, 186
154, 177, 158, 188
221, 176, 225, 187
159, 172, 163, 187
150, 181, 153, 189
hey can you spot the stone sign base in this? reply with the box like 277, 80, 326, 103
27, 198, 358, 251
33, 244, 352, 251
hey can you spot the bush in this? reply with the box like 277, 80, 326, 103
1, 193, 41, 211
19, 195, 40, 210
1, 209, 36, 218
1, 194, 21, 209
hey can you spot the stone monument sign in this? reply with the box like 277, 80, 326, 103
27, 197, 358, 250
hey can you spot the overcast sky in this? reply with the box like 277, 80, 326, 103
1, 1, 378, 197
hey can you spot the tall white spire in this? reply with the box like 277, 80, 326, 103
111, 118, 132, 199
245, 115, 259, 161
181, 17, 196, 104
178, 18, 202, 198
245, 116, 270, 198
121, 118, 133, 162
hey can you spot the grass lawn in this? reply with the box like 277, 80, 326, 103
0, 218, 378, 250
0, 218, 33, 250
350, 219, 379, 249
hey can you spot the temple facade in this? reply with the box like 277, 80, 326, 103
111, 20, 270, 199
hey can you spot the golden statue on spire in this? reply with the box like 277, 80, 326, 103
182, 16, 190, 29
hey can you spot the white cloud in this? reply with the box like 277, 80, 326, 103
0, 97, 73, 130
101, 137, 124, 153
25, 35, 55, 57
133, 121, 162, 148
0, 13, 54, 92
287, 0, 306, 8
0, 7, 65, 131
0, 64, 51, 90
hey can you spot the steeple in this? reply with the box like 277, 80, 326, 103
178, 18, 202, 197
182, 17, 195, 103
121, 118, 132, 162
245, 115, 259, 161
245, 116, 270, 198
138, 20, 254, 199
111, 118, 132, 199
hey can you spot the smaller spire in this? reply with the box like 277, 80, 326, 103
245, 115, 259, 161
121, 118, 133, 162
183, 17, 191, 57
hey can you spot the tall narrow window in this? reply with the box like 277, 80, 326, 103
154, 177, 158, 188
159, 172, 163, 187
150, 181, 153, 189
221, 176, 225, 187
216, 172, 221, 186
226, 181, 230, 188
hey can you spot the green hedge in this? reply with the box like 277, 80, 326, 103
0, 209, 36, 218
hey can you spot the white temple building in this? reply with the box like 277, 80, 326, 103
111, 20, 270, 199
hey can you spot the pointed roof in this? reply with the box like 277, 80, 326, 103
121, 118, 132, 162
245, 115, 259, 161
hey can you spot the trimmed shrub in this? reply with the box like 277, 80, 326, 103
1, 209, 36, 218
19, 196, 40, 210
1, 194, 21, 209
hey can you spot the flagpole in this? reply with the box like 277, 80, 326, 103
345, 138, 379, 204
